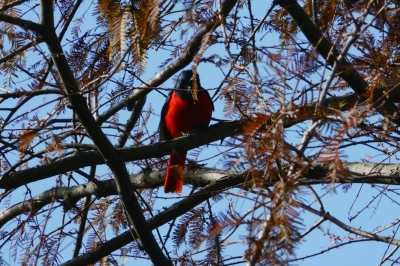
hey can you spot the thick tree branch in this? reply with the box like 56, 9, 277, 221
0, 168, 237, 228
0, 14, 42, 32
39, 0, 171, 263
0, 121, 241, 190
0, 89, 62, 99
2, 162, 399, 230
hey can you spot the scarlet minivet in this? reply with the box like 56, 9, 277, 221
159, 70, 214, 193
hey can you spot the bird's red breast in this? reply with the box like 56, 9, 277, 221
162, 90, 213, 139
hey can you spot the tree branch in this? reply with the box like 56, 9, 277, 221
59, 159, 400, 265
297, 201, 400, 246
0, 0, 30, 12
0, 121, 241, 190
39, 0, 171, 263
2, 162, 400, 230
276, 0, 400, 125
0, 14, 42, 33
60, 173, 245, 266
96, 0, 240, 125
0, 89, 62, 99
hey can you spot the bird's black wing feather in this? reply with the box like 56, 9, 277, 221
159, 90, 174, 141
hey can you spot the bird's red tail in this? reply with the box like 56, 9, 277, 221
164, 151, 187, 193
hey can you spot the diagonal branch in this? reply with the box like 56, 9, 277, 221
60, 173, 246, 266
0, 14, 43, 32
276, 0, 400, 125
297, 201, 400, 246
0, 40, 42, 64
0, 0, 30, 12
39, 0, 171, 264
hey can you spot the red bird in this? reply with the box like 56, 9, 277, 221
159, 70, 214, 193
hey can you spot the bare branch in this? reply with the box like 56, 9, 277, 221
0, 14, 42, 32
3, 162, 400, 230
298, 201, 400, 246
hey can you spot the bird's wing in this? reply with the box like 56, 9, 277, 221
159, 90, 174, 141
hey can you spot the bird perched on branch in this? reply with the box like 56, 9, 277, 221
159, 70, 214, 193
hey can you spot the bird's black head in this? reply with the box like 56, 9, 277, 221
175, 70, 201, 90
174, 70, 202, 101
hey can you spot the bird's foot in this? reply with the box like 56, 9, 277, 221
181, 131, 195, 137
187, 159, 206, 170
